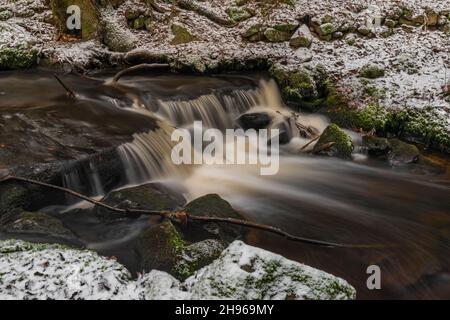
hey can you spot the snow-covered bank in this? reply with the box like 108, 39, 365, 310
0, 239, 356, 300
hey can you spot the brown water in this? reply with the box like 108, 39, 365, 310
0, 69, 449, 299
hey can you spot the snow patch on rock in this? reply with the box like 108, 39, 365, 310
0, 239, 356, 300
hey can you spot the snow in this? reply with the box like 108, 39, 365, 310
0, 239, 356, 300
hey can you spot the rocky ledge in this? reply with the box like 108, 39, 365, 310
0, 239, 356, 300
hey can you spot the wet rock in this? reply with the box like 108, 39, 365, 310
1, 211, 76, 241
173, 239, 225, 280
388, 139, 420, 166
238, 112, 272, 130
359, 63, 385, 79
289, 24, 313, 48
313, 124, 353, 159
96, 183, 185, 221
0, 183, 29, 224
183, 194, 247, 243
362, 135, 391, 156
170, 23, 199, 45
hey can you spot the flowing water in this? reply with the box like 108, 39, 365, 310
0, 69, 449, 299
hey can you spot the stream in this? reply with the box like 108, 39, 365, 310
0, 69, 449, 299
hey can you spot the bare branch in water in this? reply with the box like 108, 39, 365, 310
111, 63, 170, 83
54, 74, 76, 98
299, 135, 320, 151
0, 175, 389, 249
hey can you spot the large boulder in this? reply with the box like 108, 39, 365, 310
313, 124, 354, 159
0, 239, 356, 300
185, 240, 356, 300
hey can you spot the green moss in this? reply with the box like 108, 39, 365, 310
226, 7, 252, 22
313, 123, 354, 159
170, 23, 199, 45
271, 66, 317, 104
0, 47, 37, 70
359, 64, 385, 79
319, 23, 336, 35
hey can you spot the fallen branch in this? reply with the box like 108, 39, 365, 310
111, 63, 170, 83
311, 141, 335, 154
54, 74, 76, 98
0, 175, 389, 248
299, 135, 320, 151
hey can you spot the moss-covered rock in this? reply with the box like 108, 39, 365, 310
289, 24, 313, 48
270, 66, 318, 106
242, 24, 265, 42
0, 47, 37, 70
359, 64, 385, 79
313, 124, 353, 159
50, 0, 99, 40
388, 139, 420, 166
226, 7, 253, 22
263, 27, 291, 42
173, 239, 225, 281
170, 23, 199, 45
137, 219, 186, 274
96, 183, 185, 221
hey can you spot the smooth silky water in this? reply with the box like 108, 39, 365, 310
0, 69, 449, 299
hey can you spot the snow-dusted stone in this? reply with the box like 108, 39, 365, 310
289, 24, 313, 48
0, 239, 356, 300
185, 240, 356, 300
0, 22, 37, 70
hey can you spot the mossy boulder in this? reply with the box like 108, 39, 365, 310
173, 239, 225, 281
270, 66, 319, 107
263, 27, 291, 42
313, 124, 353, 159
359, 64, 385, 79
50, 0, 99, 40
226, 7, 253, 22
388, 139, 420, 166
183, 194, 247, 243
170, 23, 199, 45
96, 183, 185, 221
137, 219, 186, 274
1, 211, 76, 241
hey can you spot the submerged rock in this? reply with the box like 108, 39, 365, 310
0, 239, 356, 300
313, 124, 353, 159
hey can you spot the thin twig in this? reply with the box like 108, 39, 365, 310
111, 63, 170, 83
299, 136, 320, 151
0, 175, 390, 248
54, 74, 76, 98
